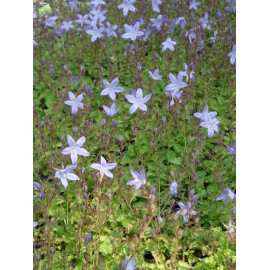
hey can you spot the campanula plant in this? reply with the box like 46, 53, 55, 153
33, 0, 236, 268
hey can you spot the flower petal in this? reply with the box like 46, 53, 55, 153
61, 177, 68, 188
76, 136, 86, 147
76, 148, 90, 157
67, 135, 75, 146
66, 173, 79, 181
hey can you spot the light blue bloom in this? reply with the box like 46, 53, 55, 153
102, 103, 120, 117
90, 156, 117, 179
54, 164, 79, 188
127, 169, 146, 190
170, 182, 178, 197
118, 0, 136, 16
125, 88, 151, 114
86, 26, 104, 42
216, 188, 236, 204
122, 22, 144, 41
161, 37, 176, 51
228, 45, 236, 64
148, 68, 162, 80
189, 0, 201, 10
61, 136, 90, 164
64, 92, 84, 115
152, 0, 162, 13
226, 142, 236, 155
101, 77, 124, 100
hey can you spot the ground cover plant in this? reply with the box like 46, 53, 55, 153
33, 0, 236, 269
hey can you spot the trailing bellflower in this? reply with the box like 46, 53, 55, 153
75, 14, 91, 27
170, 182, 178, 197
176, 202, 197, 223
86, 26, 104, 42
148, 68, 162, 80
122, 22, 144, 41
125, 88, 151, 114
228, 44, 236, 64
45, 16, 58, 28
216, 188, 236, 205
152, 0, 162, 13
226, 142, 236, 155
118, 0, 136, 16
120, 255, 137, 270
102, 103, 120, 117
90, 156, 117, 179
161, 38, 176, 52
189, 0, 201, 10
199, 13, 211, 30
60, 21, 75, 32
199, 115, 220, 138
150, 15, 163, 31
104, 22, 118, 38
61, 135, 90, 164
64, 91, 84, 115
54, 164, 79, 188
193, 105, 217, 122
165, 72, 188, 94
127, 169, 146, 190
101, 77, 124, 100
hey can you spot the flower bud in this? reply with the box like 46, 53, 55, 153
112, 119, 118, 128
80, 65, 86, 74
216, 11, 222, 19
72, 126, 78, 133
162, 116, 166, 125
157, 216, 163, 224
48, 64, 54, 73
33, 182, 42, 191
85, 233, 91, 244
191, 194, 198, 204
40, 192, 45, 201
56, 182, 62, 189
39, 121, 45, 128
150, 186, 156, 194
101, 119, 106, 127
85, 86, 93, 97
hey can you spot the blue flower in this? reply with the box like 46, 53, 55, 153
226, 142, 236, 155
61, 136, 90, 164
101, 77, 124, 100
102, 103, 120, 117
90, 156, 117, 179
64, 92, 84, 115
45, 16, 58, 28
216, 188, 236, 205
54, 164, 80, 188
125, 88, 151, 114
118, 0, 136, 16
86, 26, 104, 42
122, 22, 144, 41
189, 0, 201, 10
148, 68, 162, 81
161, 38, 176, 51
228, 45, 236, 64
127, 169, 146, 190
170, 182, 178, 197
